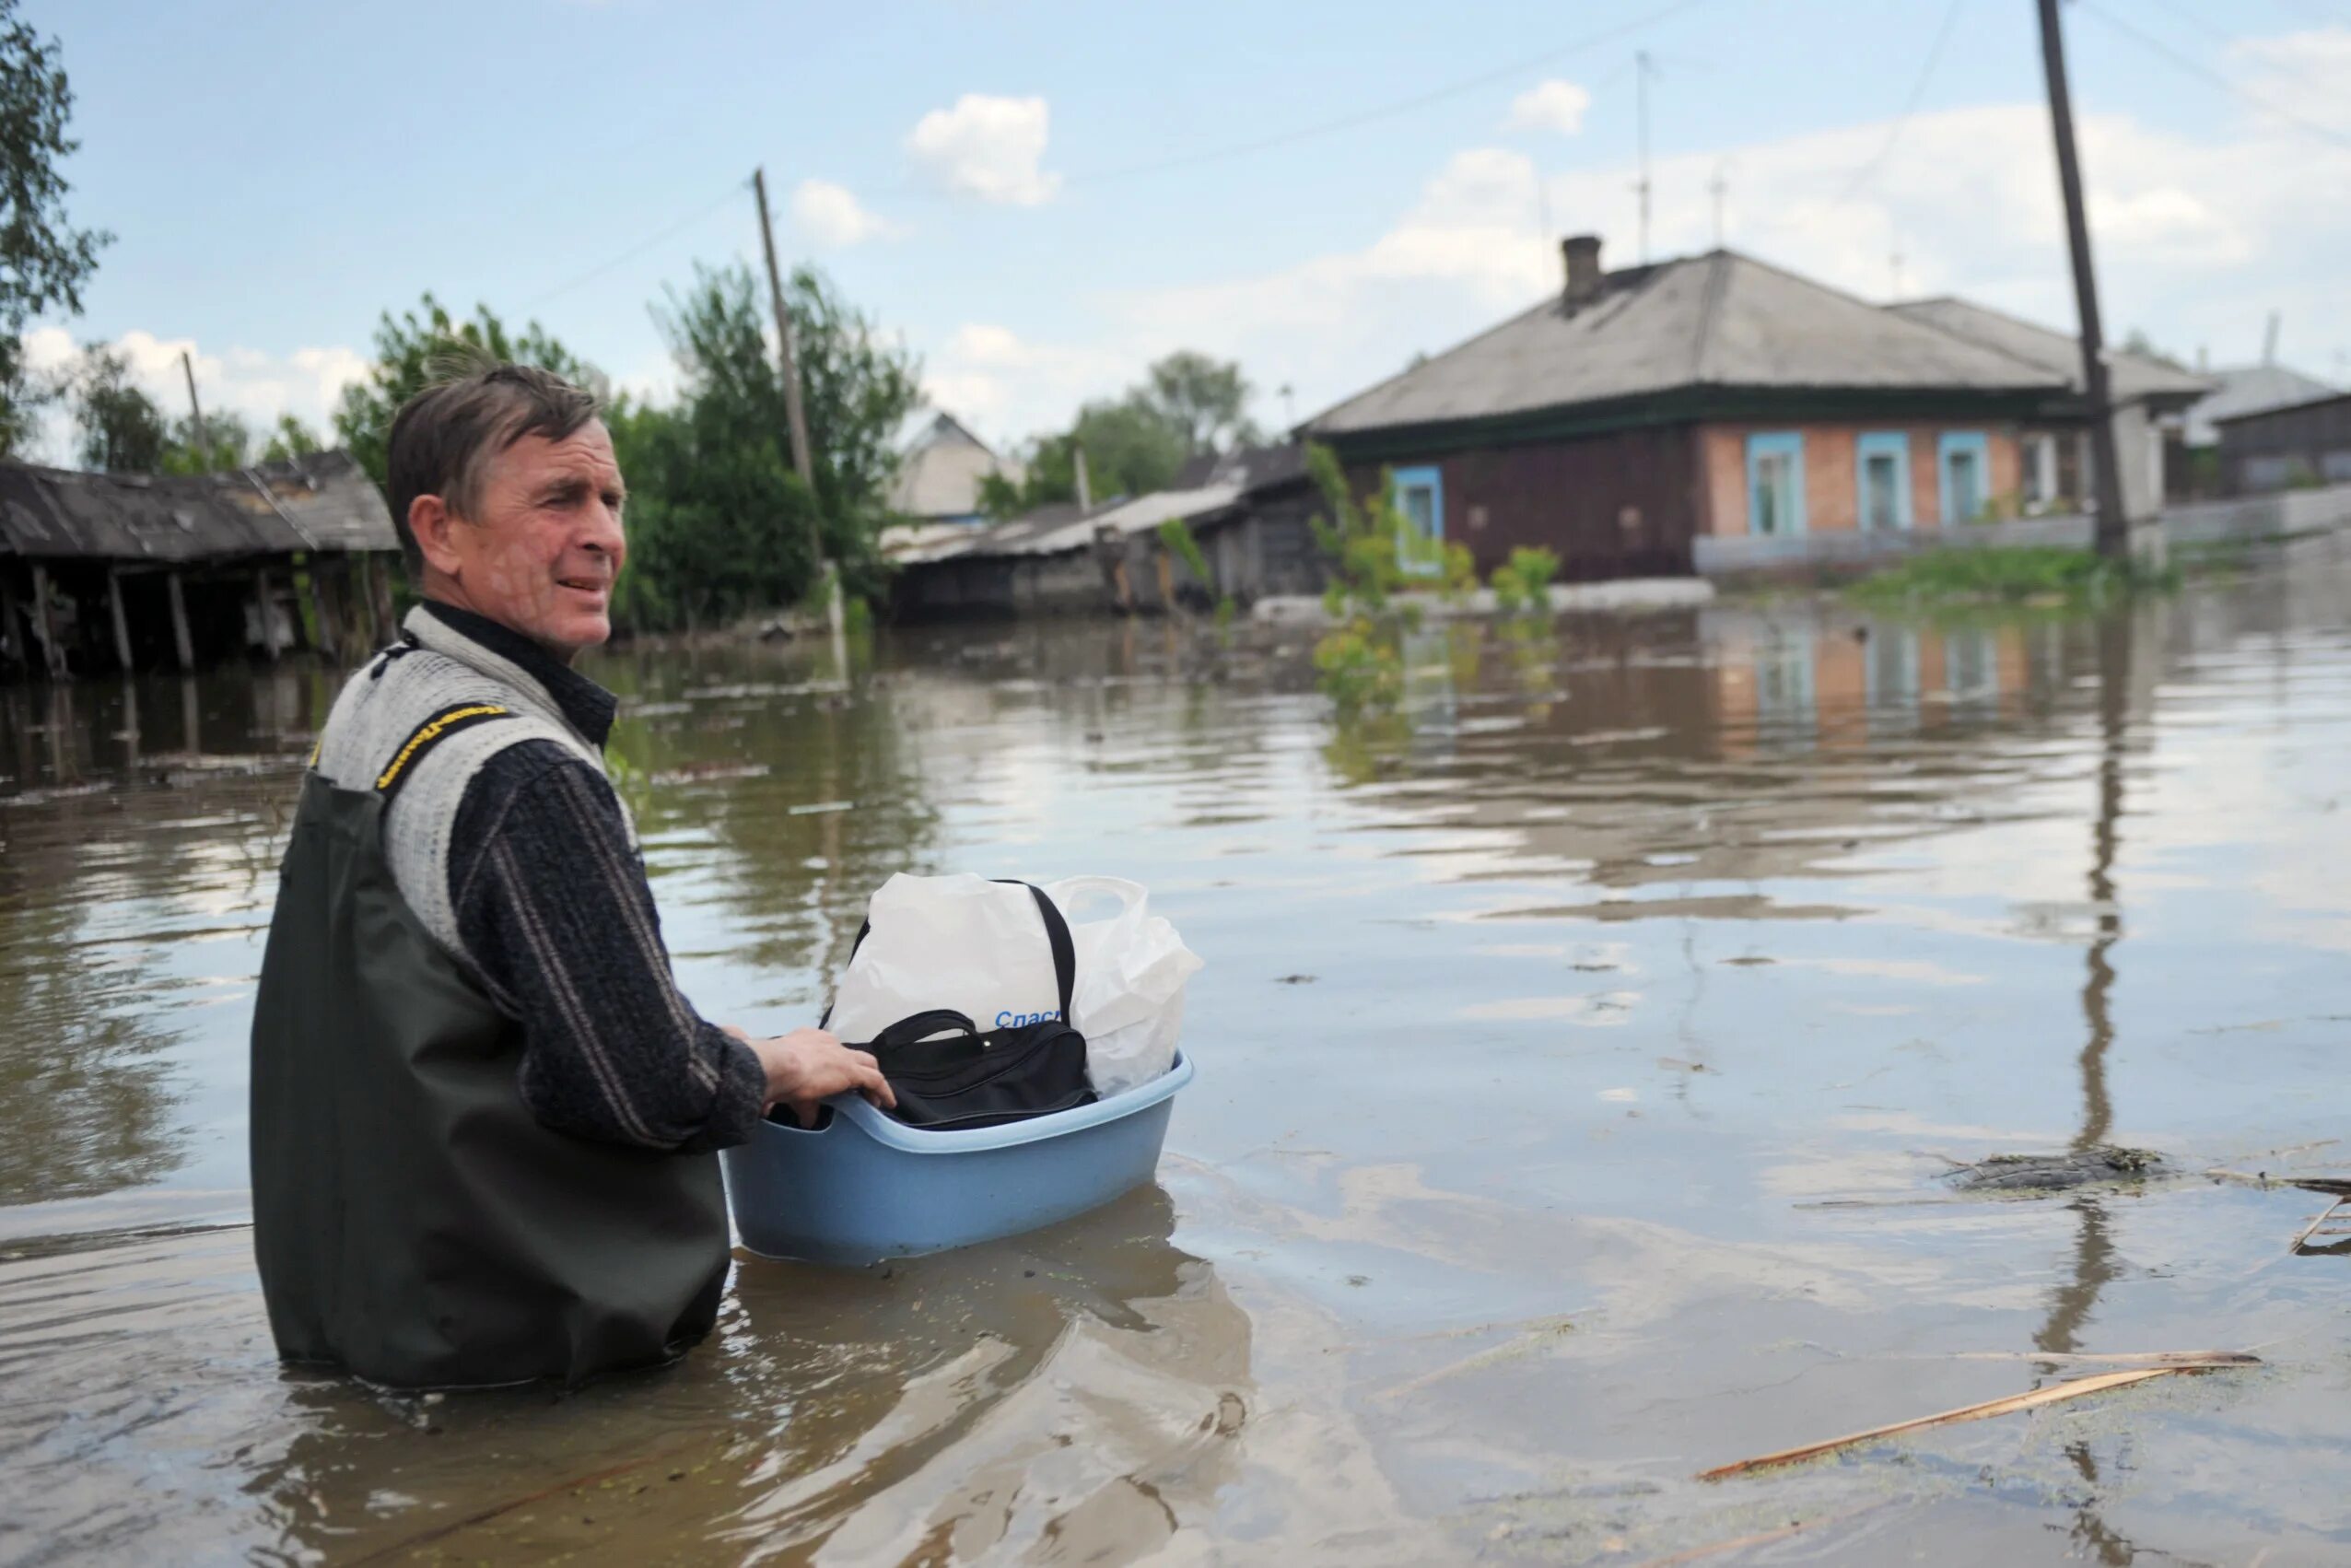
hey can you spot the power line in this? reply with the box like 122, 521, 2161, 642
1056, 0, 1718, 187
524, 1, 1719, 312
2078, 0, 2351, 150
523, 182, 748, 312
1827, 0, 1968, 208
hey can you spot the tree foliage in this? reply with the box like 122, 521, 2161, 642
0, 0, 109, 459
1147, 349, 1260, 455
159, 409, 251, 474
981, 350, 1259, 519
261, 415, 322, 462
69, 345, 168, 473
612, 262, 920, 631
332, 294, 595, 486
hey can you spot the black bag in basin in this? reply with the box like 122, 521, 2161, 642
831, 881, 1096, 1131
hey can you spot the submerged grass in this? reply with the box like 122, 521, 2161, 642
1845, 545, 2178, 610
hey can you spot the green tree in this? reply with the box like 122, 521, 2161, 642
0, 0, 110, 460
260, 414, 322, 462
160, 409, 251, 474
1145, 349, 1260, 455
332, 294, 594, 486
68, 345, 167, 473
616, 262, 919, 628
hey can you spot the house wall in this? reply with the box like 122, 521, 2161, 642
1344, 426, 1704, 581
1698, 422, 2024, 535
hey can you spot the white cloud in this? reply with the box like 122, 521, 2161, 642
906, 94, 1061, 206
920, 322, 1127, 444
1507, 79, 1591, 135
912, 24, 2351, 451
13, 325, 371, 465
790, 178, 903, 247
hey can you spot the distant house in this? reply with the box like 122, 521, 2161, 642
886, 412, 1025, 526
1304, 236, 2201, 579
0, 450, 400, 678
887, 442, 1318, 619
2213, 390, 2351, 494
2181, 363, 2337, 451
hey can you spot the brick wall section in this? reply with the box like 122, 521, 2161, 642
1699, 422, 2026, 533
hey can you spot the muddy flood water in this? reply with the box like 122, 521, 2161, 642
4, 544, 2350, 1566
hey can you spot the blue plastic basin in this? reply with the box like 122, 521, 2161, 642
722, 1051, 1194, 1265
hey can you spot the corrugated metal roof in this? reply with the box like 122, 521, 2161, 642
889, 442, 1311, 567
1307, 250, 2069, 437
1886, 298, 2212, 406
2182, 364, 2341, 447
0, 451, 396, 563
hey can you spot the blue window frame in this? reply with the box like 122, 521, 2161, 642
1937, 431, 1990, 525
1745, 432, 1806, 537
1392, 464, 1444, 575
1855, 431, 1912, 532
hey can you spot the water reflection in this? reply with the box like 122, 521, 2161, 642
229, 1186, 1247, 1564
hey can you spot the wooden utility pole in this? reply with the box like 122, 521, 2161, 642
180, 350, 207, 461
751, 167, 846, 661
1633, 51, 1655, 263
2038, 0, 2128, 561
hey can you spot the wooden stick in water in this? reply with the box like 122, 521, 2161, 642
1696, 1360, 2255, 1481
2288, 1197, 2349, 1254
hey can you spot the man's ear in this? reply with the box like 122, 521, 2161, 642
408, 495, 464, 579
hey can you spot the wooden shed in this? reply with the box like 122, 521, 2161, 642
0, 451, 401, 678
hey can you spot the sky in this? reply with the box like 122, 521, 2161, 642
23, 0, 2351, 464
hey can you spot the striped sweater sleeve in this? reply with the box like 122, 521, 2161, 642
447, 741, 766, 1153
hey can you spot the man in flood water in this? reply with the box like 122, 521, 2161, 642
248, 359, 892, 1389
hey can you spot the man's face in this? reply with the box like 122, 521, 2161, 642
427, 422, 626, 660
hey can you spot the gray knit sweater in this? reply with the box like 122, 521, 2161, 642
313, 601, 765, 1153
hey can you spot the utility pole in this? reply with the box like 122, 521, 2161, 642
751, 166, 846, 662
2037, 0, 2128, 561
1634, 51, 1655, 263
179, 350, 207, 462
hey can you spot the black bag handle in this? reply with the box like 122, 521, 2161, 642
821, 880, 1075, 1029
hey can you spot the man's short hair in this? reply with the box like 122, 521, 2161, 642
385, 357, 602, 578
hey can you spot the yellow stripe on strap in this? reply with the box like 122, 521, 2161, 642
375, 705, 509, 792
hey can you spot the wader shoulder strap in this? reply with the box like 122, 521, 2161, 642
374, 703, 515, 802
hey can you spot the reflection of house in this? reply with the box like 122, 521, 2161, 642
1304, 237, 2208, 580
1884, 298, 2207, 520
2212, 390, 2351, 495
1704, 607, 2032, 755
887, 412, 1023, 526
0, 451, 399, 678
887, 443, 1317, 620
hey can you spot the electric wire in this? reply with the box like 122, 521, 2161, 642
1825, 0, 1969, 208
2078, 0, 2351, 150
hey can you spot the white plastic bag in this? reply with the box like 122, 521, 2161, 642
825, 872, 1203, 1097
825, 874, 1068, 1045
1043, 877, 1204, 1096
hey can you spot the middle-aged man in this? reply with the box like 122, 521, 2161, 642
248, 359, 892, 1390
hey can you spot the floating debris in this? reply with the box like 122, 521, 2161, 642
1698, 1356, 2259, 1480
1946, 1145, 2166, 1194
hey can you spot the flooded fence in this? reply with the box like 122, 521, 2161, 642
1692, 478, 2351, 581
0, 451, 401, 680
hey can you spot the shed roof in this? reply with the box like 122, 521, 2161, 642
2208, 386, 2351, 427
0, 450, 397, 564
1886, 297, 2212, 408
2181, 364, 2341, 446
1307, 249, 2067, 438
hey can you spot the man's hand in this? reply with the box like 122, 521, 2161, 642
726, 1025, 895, 1129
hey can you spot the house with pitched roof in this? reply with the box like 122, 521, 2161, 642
886, 411, 1025, 526
1304, 236, 2203, 580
